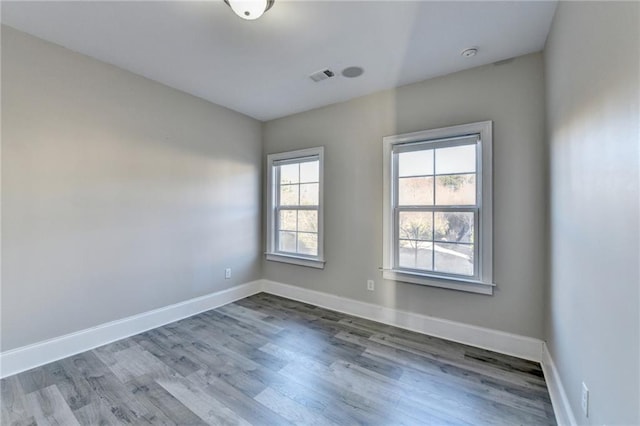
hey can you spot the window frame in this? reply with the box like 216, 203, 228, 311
382, 121, 493, 295
266, 147, 325, 269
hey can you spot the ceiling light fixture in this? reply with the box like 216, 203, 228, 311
224, 0, 275, 20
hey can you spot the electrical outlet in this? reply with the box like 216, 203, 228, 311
581, 382, 589, 417
367, 280, 375, 291
225, 268, 231, 279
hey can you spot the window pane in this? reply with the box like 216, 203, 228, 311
300, 161, 319, 183
297, 232, 318, 256
435, 144, 476, 175
435, 174, 476, 205
434, 243, 474, 276
399, 240, 433, 270
279, 210, 297, 232
298, 210, 317, 232
398, 150, 434, 177
279, 164, 299, 184
300, 183, 319, 206
279, 231, 296, 253
399, 211, 433, 241
398, 177, 434, 206
434, 212, 474, 243
280, 184, 299, 206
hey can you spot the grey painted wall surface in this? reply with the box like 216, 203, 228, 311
1, 26, 262, 351
544, 3, 640, 424
263, 53, 547, 339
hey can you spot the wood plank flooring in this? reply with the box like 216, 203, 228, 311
1, 293, 557, 425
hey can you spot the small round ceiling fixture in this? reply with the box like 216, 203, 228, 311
461, 47, 478, 58
224, 0, 275, 21
341, 66, 364, 78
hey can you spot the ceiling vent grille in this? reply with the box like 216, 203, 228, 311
309, 69, 335, 82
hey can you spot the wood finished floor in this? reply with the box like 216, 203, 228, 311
1, 293, 557, 425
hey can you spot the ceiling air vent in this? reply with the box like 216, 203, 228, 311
309, 69, 335, 82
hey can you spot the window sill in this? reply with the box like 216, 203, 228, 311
382, 269, 494, 295
266, 253, 325, 269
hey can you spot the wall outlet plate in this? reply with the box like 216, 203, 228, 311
581, 382, 589, 417
225, 268, 231, 279
367, 280, 375, 291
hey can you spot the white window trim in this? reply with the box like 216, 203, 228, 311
266, 147, 325, 269
382, 121, 493, 295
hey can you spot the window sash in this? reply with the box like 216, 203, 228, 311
274, 205, 319, 258
391, 137, 482, 281
274, 157, 320, 258
393, 206, 480, 280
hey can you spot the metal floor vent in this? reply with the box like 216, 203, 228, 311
309, 69, 335, 82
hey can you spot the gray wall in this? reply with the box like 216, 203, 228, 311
1, 26, 263, 351
544, 2, 640, 424
263, 53, 547, 339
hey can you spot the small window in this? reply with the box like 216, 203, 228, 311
383, 122, 493, 294
266, 147, 325, 269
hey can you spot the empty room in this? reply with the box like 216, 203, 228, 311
1, 1, 638, 425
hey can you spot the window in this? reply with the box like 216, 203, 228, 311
266, 147, 325, 269
383, 122, 493, 294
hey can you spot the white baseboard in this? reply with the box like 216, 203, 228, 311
1, 278, 546, 380
0, 281, 262, 379
261, 279, 544, 362
541, 343, 577, 426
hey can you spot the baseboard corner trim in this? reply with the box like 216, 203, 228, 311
260, 279, 544, 362
0, 280, 262, 379
541, 342, 577, 426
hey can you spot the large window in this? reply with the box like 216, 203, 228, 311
383, 122, 493, 294
266, 147, 324, 269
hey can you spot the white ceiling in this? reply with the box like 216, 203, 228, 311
1, 1, 557, 121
